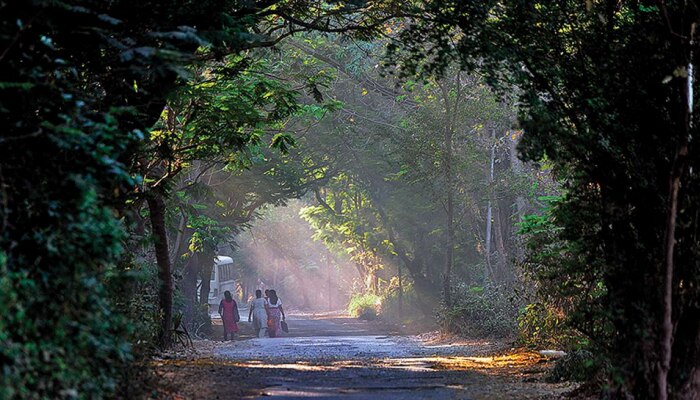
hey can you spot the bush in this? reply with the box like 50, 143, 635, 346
173, 281, 213, 341
107, 259, 161, 354
517, 302, 584, 349
188, 303, 213, 339
104, 259, 162, 398
437, 284, 519, 338
547, 349, 605, 383
0, 205, 135, 399
380, 279, 433, 325
348, 293, 381, 320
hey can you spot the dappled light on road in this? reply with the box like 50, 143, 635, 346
152, 315, 577, 399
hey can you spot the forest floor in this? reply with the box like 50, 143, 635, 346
149, 311, 580, 399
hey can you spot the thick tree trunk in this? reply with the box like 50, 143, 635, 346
182, 252, 201, 326
198, 250, 216, 306
147, 192, 173, 348
199, 263, 213, 306
659, 157, 683, 400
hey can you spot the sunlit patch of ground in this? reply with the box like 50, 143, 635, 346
430, 351, 550, 373
153, 357, 345, 372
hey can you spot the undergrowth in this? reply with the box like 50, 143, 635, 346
348, 293, 381, 320
437, 283, 520, 338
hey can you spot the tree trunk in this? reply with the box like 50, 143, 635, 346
328, 260, 333, 311
147, 192, 173, 348
484, 128, 497, 283
182, 254, 200, 326
169, 209, 187, 266
494, 203, 509, 283
398, 261, 403, 320
658, 154, 683, 399
199, 263, 212, 306
443, 114, 455, 306
658, 61, 693, 400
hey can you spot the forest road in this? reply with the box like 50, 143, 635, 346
154, 313, 577, 400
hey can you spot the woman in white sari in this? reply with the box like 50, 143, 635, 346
248, 289, 268, 337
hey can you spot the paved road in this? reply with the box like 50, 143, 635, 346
213, 315, 469, 399
194, 314, 571, 400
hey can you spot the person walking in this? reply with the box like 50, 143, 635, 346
218, 290, 239, 341
265, 289, 285, 338
248, 289, 268, 338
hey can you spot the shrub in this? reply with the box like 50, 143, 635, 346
547, 349, 606, 383
517, 302, 584, 349
437, 283, 520, 338
173, 280, 213, 341
0, 205, 135, 399
107, 259, 161, 354
348, 293, 381, 320
380, 279, 434, 326
188, 303, 213, 339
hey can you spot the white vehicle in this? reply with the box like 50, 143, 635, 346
200, 256, 236, 312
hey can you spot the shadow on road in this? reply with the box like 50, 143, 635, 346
153, 313, 577, 400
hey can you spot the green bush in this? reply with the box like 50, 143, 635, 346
437, 284, 519, 338
107, 259, 161, 355
173, 282, 213, 341
517, 302, 584, 349
189, 303, 213, 339
380, 279, 433, 325
547, 349, 605, 383
0, 201, 135, 399
348, 293, 381, 320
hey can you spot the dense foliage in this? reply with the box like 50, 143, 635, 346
0, 1, 161, 396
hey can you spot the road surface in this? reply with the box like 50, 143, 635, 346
153, 313, 577, 399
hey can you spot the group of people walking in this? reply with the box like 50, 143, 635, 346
218, 289, 286, 340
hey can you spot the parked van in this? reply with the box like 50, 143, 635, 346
201, 256, 236, 312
